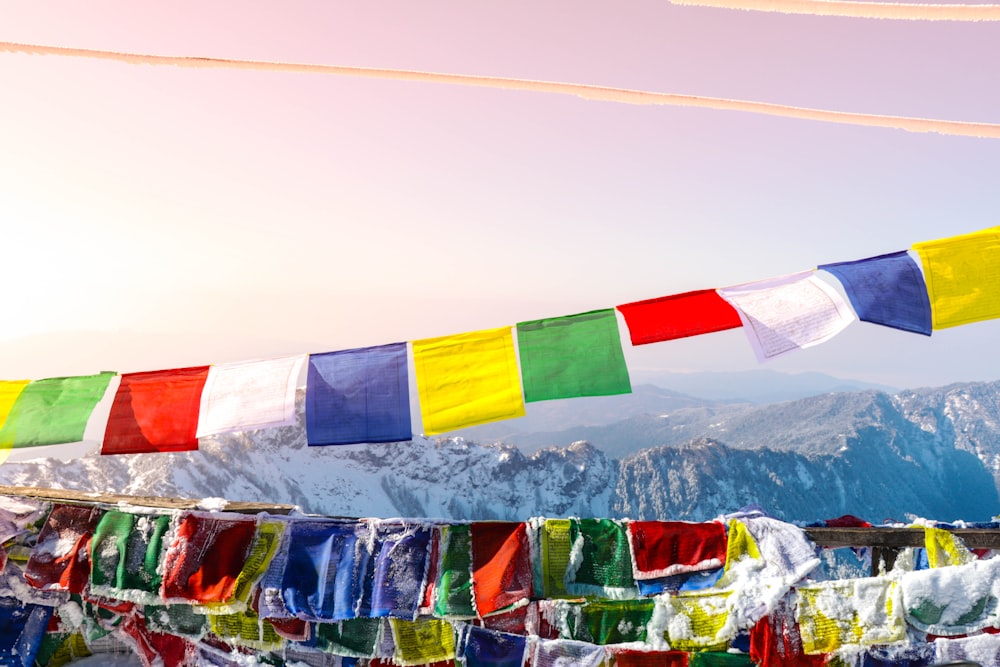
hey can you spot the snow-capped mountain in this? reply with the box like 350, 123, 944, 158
2, 382, 1000, 523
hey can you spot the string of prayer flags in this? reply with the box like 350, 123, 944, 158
819, 251, 932, 336
306, 343, 411, 446
412, 327, 525, 435
0, 372, 115, 450
717, 271, 857, 362
101, 366, 210, 455
159, 512, 257, 605
617, 289, 743, 345
469, 521, 533, 616
196, 355, 305, 438
516, 309, 631, 403
913, 227, 1000, 329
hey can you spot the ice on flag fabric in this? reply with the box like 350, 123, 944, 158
24, 504, 103, 594
0, 372, 115, 450
617, 290, 743, 345
370, 523, 432, 620
717, 271, 856, 362
280, 518, 368, 622
159, 512, 257, 605
749, 597, 827, 667
933, 633, 1000, 667
0, 598, 52, 667
658, 590, 734, 651
536, 518, 572, 599
913, 227, 1000, 329
196, 355, 305, 438
740, 515, 820, 584
306, 343, 411, 446
226, 518, 285, 610
795, 578, 905, 654
921, 525, 975, 568
208, 608, 283, 651
102, 366, 210, 455
569, 599, 654, 645
389, 618, 456, 666
627, 520, 727, 580
819, 251, 932, 336
723, 519, 760, 570
611, 649, 688, 667
470, 521, 533, 617
0, 496, 48, 544
900, 556, 1000, 636
565, 519, 635, 598
89, 510, 171, 603
434, 523, 477, 619
257, 517, 294, 621
456, 624, 528, 667
516, 310, 631, 403
531, 637, 607, 667
313, 617, 383, 658
412, 327, 525, 435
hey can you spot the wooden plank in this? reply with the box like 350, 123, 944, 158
0, 485, 296, 515
805, 526, 1000, 549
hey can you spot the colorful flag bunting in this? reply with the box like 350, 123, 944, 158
159, 512, 257, 605
912, 227, 1000, 329
819, 251, 932, 336
101, 366, 210, 455
617, 289, 743, 345
516, 309, 631, 403
470, 521, 533, 616
306, 343, 411, 446
717, 271, 856, 362
196, 355, 305, 438
0, 372, 115, 450
412, 327, 525, 435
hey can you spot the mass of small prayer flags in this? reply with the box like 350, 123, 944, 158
1, 494, 999, 666
1, 227, 1000, 454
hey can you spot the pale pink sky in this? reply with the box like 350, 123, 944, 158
0, 2, 998, 388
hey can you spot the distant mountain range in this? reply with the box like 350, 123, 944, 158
0, 374, 997, 524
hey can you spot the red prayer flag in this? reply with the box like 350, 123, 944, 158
617, 290, 742, 345
160, 512, 257, 604
612, 649, 689, 667
24, 504, 103, 594
102, 366, 210, 455
470, 522, 533, 616
627, 520, 728, 579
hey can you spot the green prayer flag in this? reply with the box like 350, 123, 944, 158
434, 524, 476, 619
689, 653, 754, 667
90, 510, 170, 597
0, 372, 115, 448
516, 310, 631, 403
314, 617, 383, 658
568, 518, 636, 595
569, 599, 654, 644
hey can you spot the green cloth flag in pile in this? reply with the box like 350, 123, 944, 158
567, 519, 636, 598
567, 599, 654, 645
434, 524, 477, 619
90, 510, 171, 602
0, 372, 115, 449
314, 617, 384, 658
516, 309, 631, 403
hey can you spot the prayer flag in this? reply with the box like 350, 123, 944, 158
390, 618, 456, 666
160, 512, 257, 604
0, 372, 114, 449
749, 597, 826, 667
24, 504, 103, 594
516, 310, 631, 403
412, 327, 525, 435
628, 520, 727, 579
532, 637, 607, 667
371, 523, 433, 619
434, 524, 477, 619
913, 227, 1000, 329
819, 251, 932, 335
457, 624, 528, 667
537, 519, 572, 599
197, 355, 306, 437
900, 557, 1000, 636
795, 578, 904, 654
281, 518, 368, 622
314, 617, 384, 658
89, 510, 171, 601
617, 290, 743, 345
566, 519, 635, 598
717, 271, 856, 362
306, 343, 411, 446
571, 599, 654, 644
0, 599, 52, 667
470, 521, 533, 617
611, 649, 688, 667
101, 366, 210, 454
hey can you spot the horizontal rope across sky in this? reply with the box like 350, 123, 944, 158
669, 0, 1000, 21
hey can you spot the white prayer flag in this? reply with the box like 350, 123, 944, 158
197, 355, 306, 437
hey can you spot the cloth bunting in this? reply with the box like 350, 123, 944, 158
659, 590, 734, 651
102, 366, 210, 454
921, 525, 975, 568
389, 618, 456, 666
900, 556, 1000, 636
819, 251, 932, 335
434, 524, 477, 619
470, 522, 533, 617
516, 309, 631, 403
24, 504, 104, 594
0, 381, 28, 449
0, 598, 53, 667
536, 518, 572, 599
412, 327, 525, 435
226, 518, 285, 610
196, 355, 306, 438
568, 599, 654, 645
610, 649, 689, 667
531, 637, 607, 667
456, 624, 528, 667
89, 510, 171, 602
795, 577, 905, 654
159, 511, 257, 605
306, 343, 412, 446
717, 271, 856, 362
370, 522, 433, 619
627, 520, 727, 579
0, 372, 115, 450
617, 289, 743, 345
281, 518, 371, 622
313, 617, 384, 658
749, 597, 827, 667
933, 633, 1000, 667
913, 227, 1000, 329
565, 519, 635, 598
208, 609, 283, 651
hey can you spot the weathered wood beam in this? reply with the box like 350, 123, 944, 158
0, 485, 296, 515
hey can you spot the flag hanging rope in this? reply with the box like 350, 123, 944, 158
668, 0, 1000, 21
2, 41, 999, 139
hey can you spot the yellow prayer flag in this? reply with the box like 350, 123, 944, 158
390, 618, 456, 666
913, 227, 1000, 329
413, 327, 526, 435
0, 380, 30, 465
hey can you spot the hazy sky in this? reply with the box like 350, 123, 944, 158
1, 1, 999, 389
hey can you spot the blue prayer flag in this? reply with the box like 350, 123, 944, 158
306, 342, 412, 446
819, 251, 932, 336
458, 625, 528, 667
